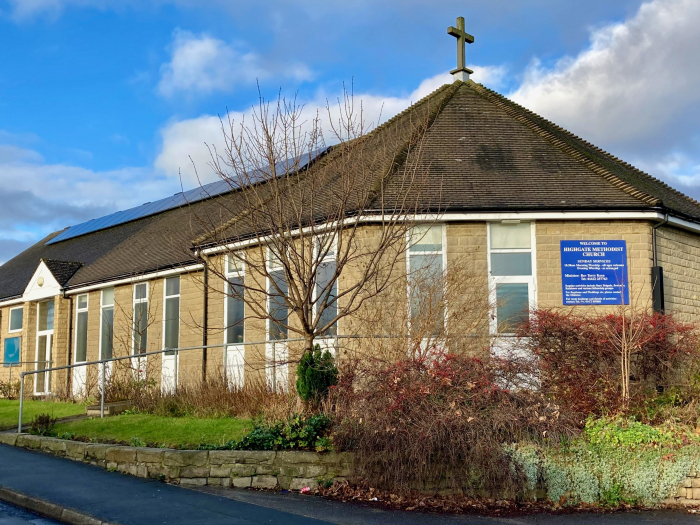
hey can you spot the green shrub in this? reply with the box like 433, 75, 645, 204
213, 414, 333, 452
29, 413, 57, 436
296, 345, 338, 404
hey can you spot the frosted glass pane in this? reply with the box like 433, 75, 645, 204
76, 311, 88, 362
102, 288, 114, 306
491, 223, 531, 249
410, 225, 442, 252
496, 283, 529, 333
77, 295, 88, 309
227, 255, 244, 273
9, 308, 23, 331
491, 253, 532, 276
100, 307, 113, 359
134, 302, 148, 354
164, 297, 180, 352
166, 276, 180, 296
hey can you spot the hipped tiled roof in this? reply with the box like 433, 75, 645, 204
1, 79, 699, 300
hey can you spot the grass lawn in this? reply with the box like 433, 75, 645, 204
53, 414, 253, 449
0, 399, 85, 429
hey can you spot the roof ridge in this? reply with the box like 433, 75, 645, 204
466, 81, 664, 208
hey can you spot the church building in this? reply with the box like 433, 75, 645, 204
2, 19, 700, 395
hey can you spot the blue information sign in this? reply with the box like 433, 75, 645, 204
3, 337, 20, 366
561, 240, 629, 305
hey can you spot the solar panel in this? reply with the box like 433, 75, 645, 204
46, 148, 328, 245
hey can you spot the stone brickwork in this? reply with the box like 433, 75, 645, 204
657, 225, 700, 324
664, 470, 700, 506
0, 433, 353, 491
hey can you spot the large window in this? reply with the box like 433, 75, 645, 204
225, 256, 245, 345
488, 222, 535, 334
407, 225, 446, 336
267, 251, 288, 341
133, 283, 148, 355
8, 306, 23, 333
36, 300, 54, 394
315, 237, 338, 338
75, 294, 88, 363
164, 277, 180, 354
100, 288, 114, 360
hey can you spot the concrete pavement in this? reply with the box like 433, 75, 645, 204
0, 443, 698, 524
0, 500, 60, 525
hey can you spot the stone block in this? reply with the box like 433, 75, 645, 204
289, 478, 319, 491
276, 451, 319, 465
118, 463, 138, 476
230, 464, 257, 477
232, 477, 252, 488
255, 465, 274, 475
163, 450, 208, 467
251, 476, 278, 489
691, 478, 700, 488
181, 467, 210, 478
147, 465, 179, 480
210, 466, 232, 478
65, 441, 86, 460
207, 478, 223, 486
280, 465, 304, 477
106, 462, 117, 470
106, 447, 136, 463
42, 438, 66, 454
692, 488, 700, 500
303, 465, 327, 478
0, 433, 18, 446
277, 476, 292, 490
16, 435, 42, 449
684, 478, 693, 488
220, 478, 231, 488
179, 478, 207, 487
228, 450, 275, 465
136, 448, 165, 464
85, 444, 111, 460
677, 487, 687, 498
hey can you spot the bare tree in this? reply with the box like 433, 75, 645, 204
191, 87, 448, 358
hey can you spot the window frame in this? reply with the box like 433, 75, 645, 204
8, 306, 23, 333
162, 276, 181, 354
74, 294, 89, 364
406, 223, 448, 336
99, 288, 115, 360
487, 221, 538, 336
224, 253, 246, 346
313, 235, 339, 339
132, 283, 149, 355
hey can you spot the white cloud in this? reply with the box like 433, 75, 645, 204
157, 30, 313, 98
510, 0, 700, 147
155, 67, 507, 186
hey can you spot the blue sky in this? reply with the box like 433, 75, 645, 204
1, 0, 699, 263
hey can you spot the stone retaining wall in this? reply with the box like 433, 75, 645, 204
0, 433, 353, 491
664, 470, 700, 507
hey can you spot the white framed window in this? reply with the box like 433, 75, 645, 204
74, 294, 89, 363
407, 224, 447, 336
225, 254, 245, 345
8, 306, 23, 333
133, 283, 148, 355
488, 221, 537, 335
100, 288, 114, 360
314, 235, 338, 338
163, 277, 180, 355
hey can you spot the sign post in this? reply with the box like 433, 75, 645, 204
561, 240, 629, 305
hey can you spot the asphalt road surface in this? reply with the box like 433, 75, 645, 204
0, 444, 698, 524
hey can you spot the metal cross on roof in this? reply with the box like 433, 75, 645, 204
447, 16, 474, 80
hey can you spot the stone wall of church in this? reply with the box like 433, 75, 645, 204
656, 225, 700, 324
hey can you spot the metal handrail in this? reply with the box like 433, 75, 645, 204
1, 360, 53, 389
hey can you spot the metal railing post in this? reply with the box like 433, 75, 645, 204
17, 373, 25, 434
100, 361, 106, 418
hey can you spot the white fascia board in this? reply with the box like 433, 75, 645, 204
666, 215, 700, 234
0, 297, 25, 307
64, 264, 203, 296
201, 210, 685, 255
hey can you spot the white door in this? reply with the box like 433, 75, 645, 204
35, 300, 54, 395
266, 341, 288, 393
72, 365, 86, 398
161, 354, 178, 393
226, 345, 245, 389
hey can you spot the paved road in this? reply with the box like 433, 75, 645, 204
0, 444, 697, 524
0, 500, 61, 525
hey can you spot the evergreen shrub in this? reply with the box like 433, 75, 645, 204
296, 344, 338, 404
